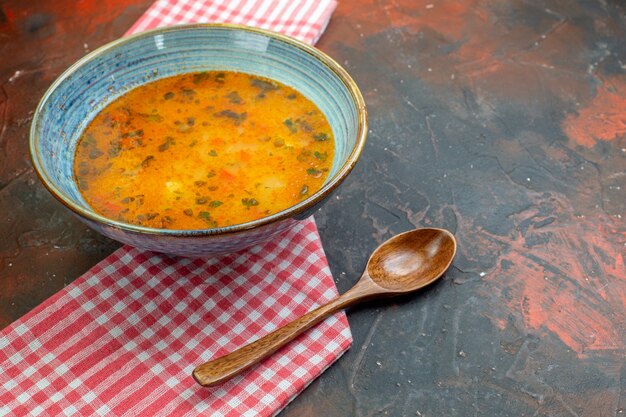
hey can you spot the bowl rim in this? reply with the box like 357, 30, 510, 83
29, 23, 368, 237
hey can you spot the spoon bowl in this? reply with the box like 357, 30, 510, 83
193, 227, 456, 387
367, 228, 456, 291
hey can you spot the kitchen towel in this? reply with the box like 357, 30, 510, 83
0, 1, 352, 416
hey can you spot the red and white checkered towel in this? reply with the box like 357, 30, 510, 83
126, 0, 337, 43
0, 1, 352, 416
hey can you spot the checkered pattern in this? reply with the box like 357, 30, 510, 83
1, 1, 351, 415
0, 219, 351, 416
126, 0, 338, 44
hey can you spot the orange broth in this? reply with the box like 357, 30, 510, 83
73, 71, 334, 229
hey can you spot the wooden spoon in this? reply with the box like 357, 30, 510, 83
193, 227, 457, 387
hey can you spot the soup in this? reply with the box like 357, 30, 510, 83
73, 71, 335, 230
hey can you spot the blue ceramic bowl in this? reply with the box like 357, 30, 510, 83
30, 24, 367, 257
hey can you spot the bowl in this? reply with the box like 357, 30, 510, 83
29, 24, 367, 257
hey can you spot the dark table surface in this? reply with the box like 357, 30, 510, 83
1, 0, 625, 415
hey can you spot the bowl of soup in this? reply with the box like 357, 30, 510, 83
29, 24, 367, 257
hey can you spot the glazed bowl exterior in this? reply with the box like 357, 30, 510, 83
30, 24, 367, 257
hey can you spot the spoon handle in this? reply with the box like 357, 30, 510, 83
192, 274, 378, 387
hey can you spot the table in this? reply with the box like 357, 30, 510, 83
1, 0, 624, 415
